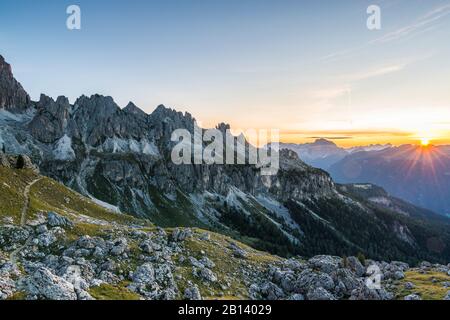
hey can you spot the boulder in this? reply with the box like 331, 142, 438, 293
184, 285, 202, 300
444, 291, 450, 300
36, 225, 48, 234
404, 282, 415, 290
139, 240, 154, 254
47, 212, 73, 229
228, 242, 247, 259
349, 284, 393, 300
279, 272, 296, 293
306, 287, 336, 300
295, 269, 334, 293
189, 257, 204, 268
110, 238, 128, 256
0, 263, 19, 300
404, 294, 421, 300
346, 256, 366, 277
23, 267, 77, 300
288, 293, 305, 300
0, 152, 10, 168
199, 257, 215, 269
332, 268, 362, 297
77, 236, 96, 249
260, 282, 285, 300
36, 232, 57, 247
393, 271, 405, 280
419, 261, 432, 269
171, 228, 193, 242
199, 233, 210, 241
390, 261, 409, 271
308, 255, 342, 274
197, 268, 217, 283
132, 263, 155, 286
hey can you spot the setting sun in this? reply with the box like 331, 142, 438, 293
421, 138, 430, 146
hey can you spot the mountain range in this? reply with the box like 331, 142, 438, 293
279, 140, 450, 217
276, 139, 392, 171
1, 54, 450, 266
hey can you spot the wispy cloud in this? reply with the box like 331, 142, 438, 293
320, 4, 450, 63
311, 59, 414, 101
338, 52, 433, 85
371, 3, 450, 43
343, 63, 407, 82
319, 45, 367, 63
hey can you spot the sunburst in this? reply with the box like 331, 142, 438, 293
421, 138, 430, 147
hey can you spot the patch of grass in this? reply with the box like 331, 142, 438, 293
6, 291, 27, 300
89, 283, 141, 300
395, 270, 450, 300
31, 177, 140, 225
65, 222, 106, 241
0, 167, 37, 223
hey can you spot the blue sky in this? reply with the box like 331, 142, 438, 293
1, 0, 450, 145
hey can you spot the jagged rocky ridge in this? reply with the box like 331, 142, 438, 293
1, 54, 450, 265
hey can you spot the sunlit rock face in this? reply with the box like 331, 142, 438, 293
0, 55, 30, 112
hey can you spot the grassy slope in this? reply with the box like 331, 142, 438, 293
0, 166, 282, 300
394, 270, 450, 300
0, 167, 35, 223
29, 176, 147, 240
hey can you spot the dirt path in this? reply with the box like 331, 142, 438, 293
19, 177, 42, 226
10, 177, 42, 264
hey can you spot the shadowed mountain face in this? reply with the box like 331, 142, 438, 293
1, 54, 450, 264
277, 139, 348, 170
328, 145, 450, 217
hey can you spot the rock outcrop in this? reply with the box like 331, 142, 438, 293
0, 153, 39, 172
0, 55, 30, 112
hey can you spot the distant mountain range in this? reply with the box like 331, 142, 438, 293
1, 54, 450, 265
279, 140, 450, 217
277, 139, 392, 171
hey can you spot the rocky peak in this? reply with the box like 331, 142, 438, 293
148, 104, 196, 141
0, 55, 30, 112
279, 148, 311, 172
29, 94, 73, 143
151, 104, 194, 123
313, 138, 337, 146
36, 94, 70, 113
71, 95, 121, 144
74, 94, 119, 114
123, 102, 147, 117
280, 148, 300, 160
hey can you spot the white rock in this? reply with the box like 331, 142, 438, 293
24, 267, 77, 300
